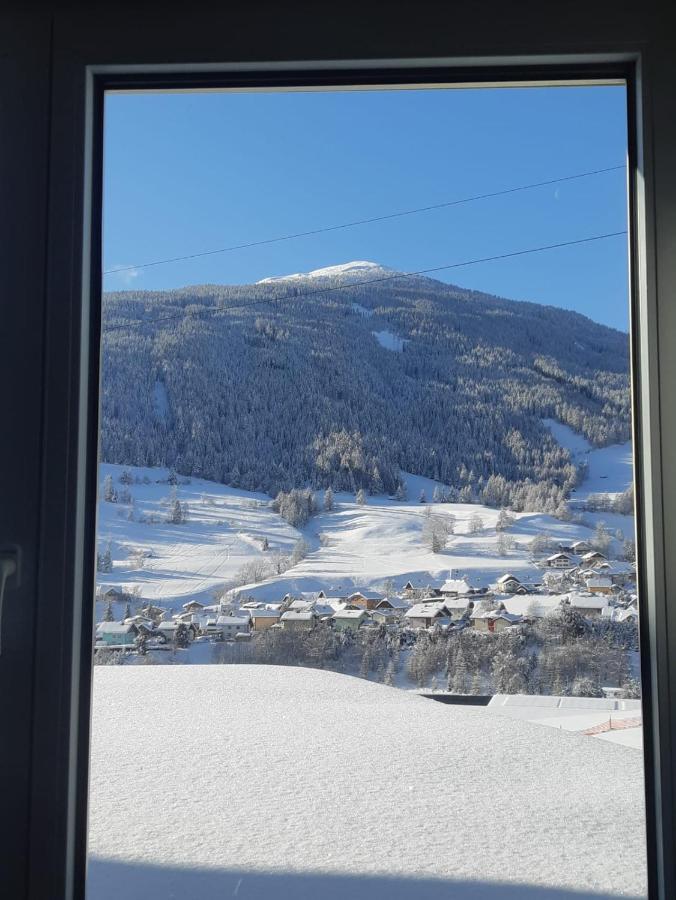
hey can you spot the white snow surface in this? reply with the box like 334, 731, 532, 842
488, 694, 643, 748
544, 419, 633, 501
257, 260, 395, 284
87, 666, 646, 900
372, 329, 407, 351
96, 463, 635, 609
96, 463, 301, 605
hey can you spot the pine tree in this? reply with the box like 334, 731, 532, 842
103, 474, 117, 503
496, 509, 514, 532
356, 488, 366, 506
99, 546, 113, 573
450, 645, 468, 693
323, 487, 334, 511
468, 513, 484, 534
419, 490, 426, 503
168, 498, 184, 524
104, 600, 114, 622
175, 623, 190, 648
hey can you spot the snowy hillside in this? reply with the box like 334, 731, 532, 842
96, 455, 634, 609
544, 419, 633, 501
87, 666, 647, 900
96, 463, 302, 605
101, 263, 630, 501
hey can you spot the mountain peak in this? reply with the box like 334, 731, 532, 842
257, 260, 396, 284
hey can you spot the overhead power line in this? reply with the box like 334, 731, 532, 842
103, 164, 625, 277
103, 230, 627, 334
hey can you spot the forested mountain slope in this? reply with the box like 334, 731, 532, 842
100, 262, 630, 510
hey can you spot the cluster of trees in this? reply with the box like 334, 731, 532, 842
96, 546, 113, 573
167, 487, 188, 524
197, 602, 640, 700
407, 607, 639, 697
100, 271, 630, 504
209, 620, 400, 681
271, 488, 317, 527
422, 510, 455, 553
583, 484, 634, 515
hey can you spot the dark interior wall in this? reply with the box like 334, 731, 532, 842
1, 3, 675, 899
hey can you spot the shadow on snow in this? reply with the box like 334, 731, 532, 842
87, 860, 642, 900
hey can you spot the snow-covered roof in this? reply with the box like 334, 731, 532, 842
598, 565, 634, 576
280, 610, 316, 622
96, 622, 136, 635
332, 609, 366, 620
347, 590, 383, 601
405, 602, 446, 619
585, 576, 613, 589
471, 610, 522, 623
288, 599, 315, 611
565, 593, 608, 610
501, 595, 562, 618
375, 597, 408, 609
440, 578, 472, 594
496, 573, 521, 584
312, 603, 335, 617
546, 552, 572, 562
325, 600, 349, 613
442, 597, 471, 610
182, 600, 205, 609
250, 609, 281, 619
581, 551, 607, 561
215, 616, 250, 627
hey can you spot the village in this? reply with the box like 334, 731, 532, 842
95, 543, 638, 677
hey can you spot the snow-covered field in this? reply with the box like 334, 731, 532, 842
96, 464, 301, 605
96, 440, 634, 610
87, 666, 646, 900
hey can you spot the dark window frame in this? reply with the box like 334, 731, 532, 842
1, 17, 673, 900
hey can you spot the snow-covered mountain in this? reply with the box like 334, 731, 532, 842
101, 264, 630, 506
257, 259, 398, 284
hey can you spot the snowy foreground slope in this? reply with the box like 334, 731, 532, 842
87, 666, 646, 900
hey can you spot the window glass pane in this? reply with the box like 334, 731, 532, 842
87, 83, 646, 900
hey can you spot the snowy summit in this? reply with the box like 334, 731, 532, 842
257, 260, 396, 284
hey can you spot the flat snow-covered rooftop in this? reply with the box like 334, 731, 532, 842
87, 666, 646, 900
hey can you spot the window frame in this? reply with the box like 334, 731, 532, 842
3, 17, 672, 900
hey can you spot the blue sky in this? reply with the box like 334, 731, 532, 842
103, 85, 629, 330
